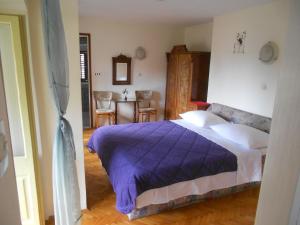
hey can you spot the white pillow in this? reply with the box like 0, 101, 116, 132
210, 123, 269, 149
179, 111, 228, 128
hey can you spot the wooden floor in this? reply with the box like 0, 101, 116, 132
49, 129, 260, 225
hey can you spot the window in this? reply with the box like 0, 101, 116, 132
80, 51, 88, 82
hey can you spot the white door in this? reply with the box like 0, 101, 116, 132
0, 15, 42, 225
0, 51, 22, 225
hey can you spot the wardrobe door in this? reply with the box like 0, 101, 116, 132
191, 54, 210, 101
176, 54, 193, 117
165, 54, 178, 120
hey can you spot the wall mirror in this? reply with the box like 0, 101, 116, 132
113, 54, 131, 85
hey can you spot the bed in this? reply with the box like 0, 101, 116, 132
87, 103, 271, 220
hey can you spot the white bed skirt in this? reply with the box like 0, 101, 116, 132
136, 171, 236, 209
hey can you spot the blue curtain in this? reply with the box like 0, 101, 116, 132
41, 0, 81, 224
0, 119, 9, 177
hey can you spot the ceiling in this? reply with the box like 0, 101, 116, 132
79, 0, 274, 25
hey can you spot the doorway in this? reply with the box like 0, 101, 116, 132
0, 15, 43, 225
80, 33, 93, 128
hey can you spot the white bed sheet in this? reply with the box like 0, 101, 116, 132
135, 119, 264, 209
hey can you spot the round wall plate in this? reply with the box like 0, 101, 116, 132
259, 41, 278, 63
135, 47, 146, 60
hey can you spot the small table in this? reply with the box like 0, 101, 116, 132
114, 98, 138, 124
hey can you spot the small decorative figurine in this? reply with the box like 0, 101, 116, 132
122, 88, 129, 101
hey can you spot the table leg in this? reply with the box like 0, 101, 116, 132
115, 102, 118, 125
134, 102, 137, 123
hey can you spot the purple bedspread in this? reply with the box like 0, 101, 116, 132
88, 121, 237, 214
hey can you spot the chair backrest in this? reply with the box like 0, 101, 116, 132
135, 90, 152, 108
94, 91, 112, 110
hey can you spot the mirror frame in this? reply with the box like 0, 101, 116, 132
112, 54, 131, 85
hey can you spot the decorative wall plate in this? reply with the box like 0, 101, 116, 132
259, 41, 278, 63
135, 47, 146, 60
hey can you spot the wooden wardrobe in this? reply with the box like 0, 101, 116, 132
165, 45, 211, 120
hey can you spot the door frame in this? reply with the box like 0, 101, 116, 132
79, 33, 93, 128
0, 14, 45, 225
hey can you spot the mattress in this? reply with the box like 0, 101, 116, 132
88, 120, 241, 213
135, 119, 265, 209
88, 119, 265, 215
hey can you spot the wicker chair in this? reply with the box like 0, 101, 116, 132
94, 91, 115, 127
135, 90, 157, 122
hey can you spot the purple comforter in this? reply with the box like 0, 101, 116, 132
88, 121, 237, 214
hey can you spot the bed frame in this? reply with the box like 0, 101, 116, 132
127, 103, 271, 220
207, 103, 272, 133
128, 181, 261, 220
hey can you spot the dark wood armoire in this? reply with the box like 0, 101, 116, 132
165, 45, 211, 120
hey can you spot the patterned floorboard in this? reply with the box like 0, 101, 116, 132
47, 128, 260, 225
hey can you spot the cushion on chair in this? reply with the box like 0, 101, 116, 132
138, 108, 157, 113
96, 109, 115, 114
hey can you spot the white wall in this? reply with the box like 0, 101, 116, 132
184, 22, 213, 52
79, 18, 184, 124
208, 1, 288, 117
26, 0, 86, 219
0, 0, 26, 14
255, 0, 300, 224
62, 0, 87, 213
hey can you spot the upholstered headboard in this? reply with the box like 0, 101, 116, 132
207, 103, 272, 133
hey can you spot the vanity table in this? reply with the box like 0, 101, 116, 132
114, 98, 138, 124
